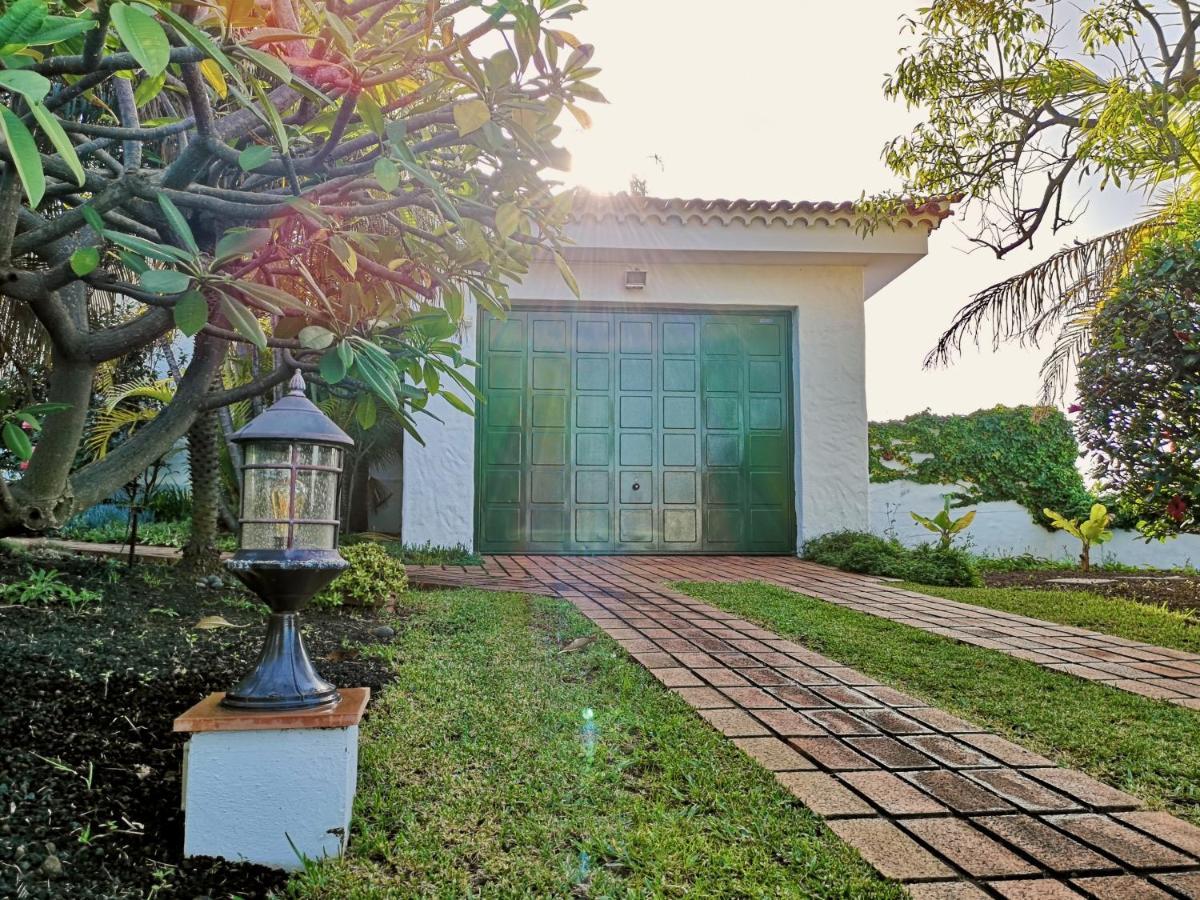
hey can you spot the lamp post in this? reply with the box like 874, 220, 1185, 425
221, 370, 354, 711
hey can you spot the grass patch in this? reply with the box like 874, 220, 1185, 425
675, 580, 1200, 825
903, 582, 1200, 655
342, 535, 483, 566
291, 589, 902, 898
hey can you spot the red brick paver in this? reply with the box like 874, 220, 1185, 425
410, 555, 1200, 895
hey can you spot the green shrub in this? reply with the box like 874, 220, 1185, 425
802, 531, 980, 587
316, 542, 407, 609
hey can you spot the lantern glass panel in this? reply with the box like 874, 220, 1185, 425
241, 458, 292, 550
245, 443, 292, 466
293, 468, 339, 550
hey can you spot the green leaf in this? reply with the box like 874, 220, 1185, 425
132, 70, 165, 106
214, 227, 272, 264
0, 69, 49, 102
234, 280, 306, 314
173, 290, 208, 336
553, 251, 580, 298
28, 16, 97, 47
139, 268, 191, 294
0, 106, 44, 207
28, 101, 84, 187
69, 246, 99, 276
238, 144, 272, 172
354, 392, 377, 429
110, 2, 170, 77
80, 205, 104, 233
495, 202, 521, 238
154, 5, 245, 94
0, 0, 47, 48
374, 157, 399, 193
236, 45, 293, 85
319, 348, 348, 384
251, 77, 288, 153
2, 420, 32, 460
298, 325, 335, 350
217, 293, 267, 349
103, 229, 192, 264
157, 194, 199, 256
452, 99, 491, 136
358, 92, 384, 138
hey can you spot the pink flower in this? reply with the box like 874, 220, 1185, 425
1067, 404, 1082, 414
18, 461, 28, 471
20, 421, 31, 431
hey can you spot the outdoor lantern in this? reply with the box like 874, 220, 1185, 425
221, 370, 354, 711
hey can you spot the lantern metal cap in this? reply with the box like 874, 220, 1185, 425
230, 370, 354, 447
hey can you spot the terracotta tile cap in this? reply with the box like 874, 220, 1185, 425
173, 687, 370, 733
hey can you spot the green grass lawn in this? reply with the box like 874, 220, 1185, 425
901, 582, 1200, 654
675, 580, 1200, 826
292, 589, 903, 899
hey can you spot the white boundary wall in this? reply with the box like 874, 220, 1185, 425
870, 479, 1200, 569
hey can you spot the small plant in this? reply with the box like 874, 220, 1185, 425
910, 496, 976, 549
315, 542, 408, 609
0, 567, 102, 610
1044, 504, 1114, 572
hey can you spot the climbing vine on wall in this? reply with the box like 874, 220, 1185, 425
868, 406, 1095, 526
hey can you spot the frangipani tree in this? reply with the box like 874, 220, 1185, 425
872, 0, 1200, 401
0, 0, 601, 535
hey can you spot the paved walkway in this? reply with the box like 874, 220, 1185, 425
410, 555, 1200, 898
414, 555, 1200, 709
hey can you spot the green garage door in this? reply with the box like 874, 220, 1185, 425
476, 308, 795, 554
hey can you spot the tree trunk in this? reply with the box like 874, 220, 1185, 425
180, 410, 223, 575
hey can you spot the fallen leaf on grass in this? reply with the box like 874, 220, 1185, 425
559, 636, 596, 654
193, 615, 249, 630
325, 647, 360, 662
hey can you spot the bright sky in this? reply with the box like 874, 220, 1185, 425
558, 0, 1146, 421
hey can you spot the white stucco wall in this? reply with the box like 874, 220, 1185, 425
870, 480, 1200, 569
401, 292, 479, 549
402, 260, 871, 550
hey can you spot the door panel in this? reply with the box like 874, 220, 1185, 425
476, 308, 794, 553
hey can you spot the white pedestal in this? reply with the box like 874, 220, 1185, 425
174, 688, 369, 871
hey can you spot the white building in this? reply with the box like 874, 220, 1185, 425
395, 193, 951, 555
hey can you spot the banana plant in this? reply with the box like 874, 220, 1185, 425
1044, 504, 1113, 572
910, 496, 976, 550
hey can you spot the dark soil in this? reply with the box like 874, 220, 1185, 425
984, 568, 1200, 612
0, 545, 398, 899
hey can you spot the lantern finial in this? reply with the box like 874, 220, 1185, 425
287, 369, 307, 397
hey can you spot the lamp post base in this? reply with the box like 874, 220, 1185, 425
220, 611, 340, 711
221, 550, 347, 711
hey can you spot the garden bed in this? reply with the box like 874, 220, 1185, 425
983, 568, 1200, 612
0, 546, 397, 899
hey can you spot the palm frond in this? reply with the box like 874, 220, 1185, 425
1038, 306, 1098, 405
101, 376, 176, 410
85, 407, 160, 459
924, 218, 1166, 393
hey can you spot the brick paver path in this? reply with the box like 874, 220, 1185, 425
416, 555, 1200, 709
410, 555, 1200, 898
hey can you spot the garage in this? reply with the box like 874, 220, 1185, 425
476, 307, 795, 554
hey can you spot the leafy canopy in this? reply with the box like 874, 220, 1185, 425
0, 0, 603, 528
1076, 214, 1200, 537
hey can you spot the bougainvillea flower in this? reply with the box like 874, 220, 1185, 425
1168, 494, 1189, 523
1067, 403, 1082, 413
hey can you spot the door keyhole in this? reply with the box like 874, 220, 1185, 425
632, 482, 641, 491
